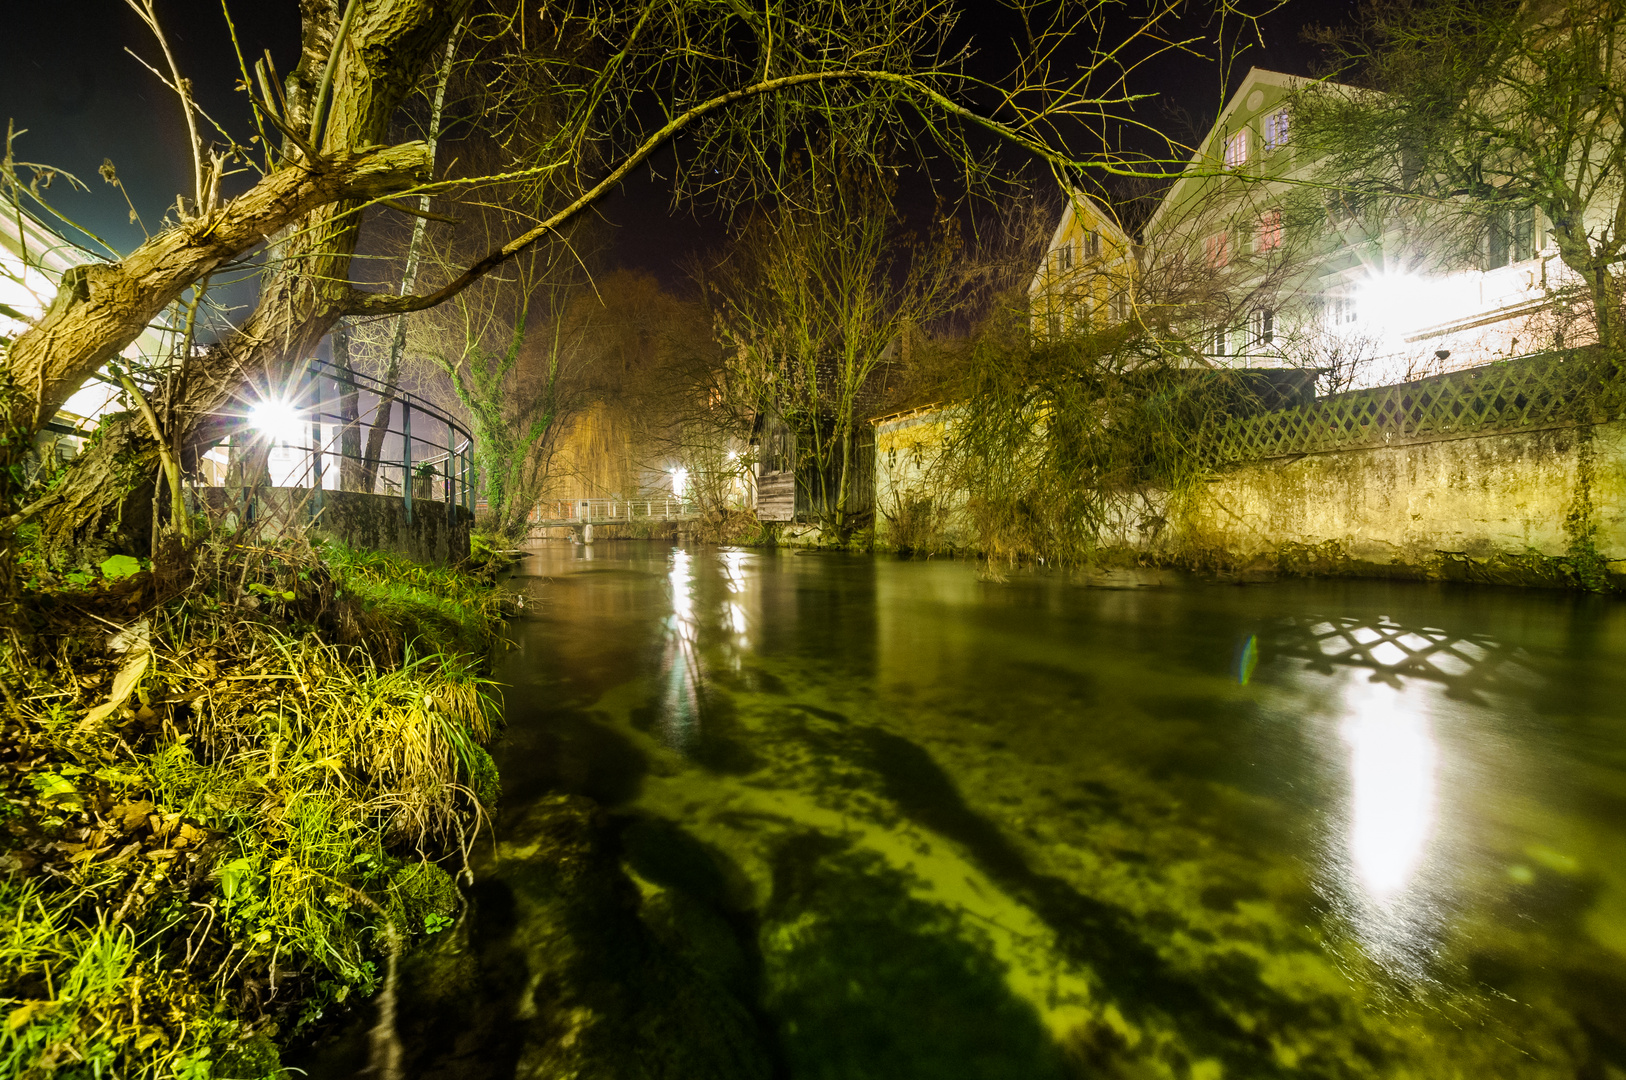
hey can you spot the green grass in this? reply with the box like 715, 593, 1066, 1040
0, 536, 506, 1079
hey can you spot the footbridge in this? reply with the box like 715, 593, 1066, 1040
529, 498, 699, 540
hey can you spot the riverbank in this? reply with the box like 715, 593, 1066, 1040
0, 538, 505, 1078
869, 411, 1626, 592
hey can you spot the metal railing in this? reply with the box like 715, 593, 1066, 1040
1199, 350, 1597, 467
532, 498, 694, 524
231, 358, 474, 524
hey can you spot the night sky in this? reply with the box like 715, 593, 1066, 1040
0, 0, 1356, 283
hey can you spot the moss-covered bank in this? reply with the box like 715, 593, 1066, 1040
0, 536, 505, 1079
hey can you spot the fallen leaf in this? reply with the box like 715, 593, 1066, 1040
80, 646, 151, 731
6, 1000, 56, 1031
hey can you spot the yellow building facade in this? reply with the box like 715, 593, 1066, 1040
1027, 191, 1136, 341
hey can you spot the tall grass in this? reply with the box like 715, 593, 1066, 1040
0, 536, 504, 1079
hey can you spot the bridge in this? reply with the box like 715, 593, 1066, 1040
528, 498, 699, 539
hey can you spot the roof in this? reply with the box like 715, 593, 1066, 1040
1028, 189, 1134, 297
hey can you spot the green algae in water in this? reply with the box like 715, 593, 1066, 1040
313, 543, 1626, 1079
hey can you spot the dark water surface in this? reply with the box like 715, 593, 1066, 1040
314, 541, 1626, 1078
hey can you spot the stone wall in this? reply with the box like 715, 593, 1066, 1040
200, 488, 472, 566
1168, 421, 1626, 586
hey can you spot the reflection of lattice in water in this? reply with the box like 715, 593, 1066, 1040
1272, 615, 1538, 695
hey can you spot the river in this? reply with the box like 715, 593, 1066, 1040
306, 540, 1626, 1079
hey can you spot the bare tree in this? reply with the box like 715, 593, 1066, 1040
410, 238, 587, 541
707, 157, 959, 538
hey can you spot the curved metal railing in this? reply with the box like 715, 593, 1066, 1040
230, 358, 474, 523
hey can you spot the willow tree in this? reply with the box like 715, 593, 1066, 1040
4, 0, 1277, 564
1296, 0, 1626, 376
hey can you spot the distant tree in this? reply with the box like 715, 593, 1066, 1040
1296, 0, 1626, 375
706, 157, 958, 539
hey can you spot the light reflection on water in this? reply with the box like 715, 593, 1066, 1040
1335, 672, 1443, 978
658, 548, 701, 749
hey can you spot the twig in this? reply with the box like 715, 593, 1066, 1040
115, 369, 193, 542
0, 489, 65, 532
378, 199, 461, 225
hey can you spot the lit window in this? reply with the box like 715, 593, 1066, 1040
1251, 308, 1275, 346
1262, 109, 1290, 151
1224, 128, 1249, 169
1206, 230, 1231, 268
1256, 209, 1283, 253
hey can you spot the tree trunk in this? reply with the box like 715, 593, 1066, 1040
334, 320, 365, 491
29, 0, 468, 545
29, 413, 160, 561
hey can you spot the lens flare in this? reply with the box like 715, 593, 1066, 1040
248, 398, 304, 445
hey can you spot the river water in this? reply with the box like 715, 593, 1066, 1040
310, 540, 1626, 1078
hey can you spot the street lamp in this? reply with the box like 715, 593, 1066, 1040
248, 397, 304, 445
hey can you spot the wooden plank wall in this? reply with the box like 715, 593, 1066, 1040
758, 471, 796, 521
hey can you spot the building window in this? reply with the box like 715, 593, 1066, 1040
1210, 325, 1228, 357
1325, 293, 1358, 327
1085, 230, 1101, 258
1205, 230, 1231, 268
1250, 308, 1275, 346
1256, 209, 1283, 253
1075, 296, 1094, 328
1110, 289, 1128, 323
1059, 243, 1073, 271
1486, 205, 1538, 267
1262, 108, 1290, 151
1224, 128, 1249, 169
1047, 311, 1062, 340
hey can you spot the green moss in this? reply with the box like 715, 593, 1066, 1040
463, 743, 502, 807
389, 861, 462, 934
322, 540, 503, 656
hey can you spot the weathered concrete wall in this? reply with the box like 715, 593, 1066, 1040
1171, 422, 1626, 585
200, 488, 472, 566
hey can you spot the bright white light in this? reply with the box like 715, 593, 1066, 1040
249, 398, 305, 446
672, 466, 689, 498
1342, 678, 1438, 901
1355, 271, 1434, 338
